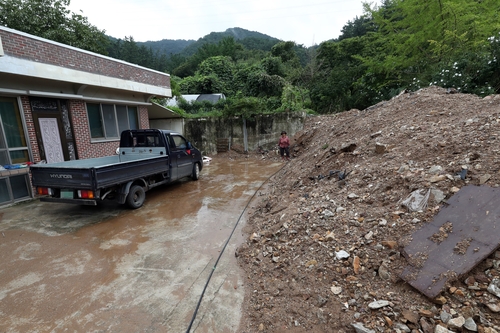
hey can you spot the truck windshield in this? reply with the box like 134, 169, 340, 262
120, 131, 163, 148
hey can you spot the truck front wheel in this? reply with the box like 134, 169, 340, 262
126, 185, 146, 209
192, 163, 200, 180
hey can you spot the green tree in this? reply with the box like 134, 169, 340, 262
0, 0, 109, 54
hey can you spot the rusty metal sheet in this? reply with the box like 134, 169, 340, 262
400, 185, 500, 298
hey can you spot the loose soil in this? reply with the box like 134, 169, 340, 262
234, 86, 500, 333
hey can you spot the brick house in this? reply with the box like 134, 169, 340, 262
0, 26, 172, 207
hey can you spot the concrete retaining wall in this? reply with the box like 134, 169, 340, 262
184, 112, 306, 155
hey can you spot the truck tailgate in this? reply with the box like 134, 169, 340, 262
30, 166, 95, 189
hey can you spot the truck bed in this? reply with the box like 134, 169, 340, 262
30, 153, 170, 190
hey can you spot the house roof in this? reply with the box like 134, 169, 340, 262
148, 102, 182, 119
0, 26, 171, 104
166, 93, 225, 107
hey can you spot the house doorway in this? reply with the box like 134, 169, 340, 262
30, 97, 77, 162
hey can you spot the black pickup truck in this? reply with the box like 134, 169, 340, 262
30, 129, 203, 209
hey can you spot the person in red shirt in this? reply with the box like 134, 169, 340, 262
278, 131, 290, 161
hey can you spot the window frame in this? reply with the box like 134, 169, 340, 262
86, 103, 140, 141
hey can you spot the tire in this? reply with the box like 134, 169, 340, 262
191, 163, 200, 180
126, 185, 146, 209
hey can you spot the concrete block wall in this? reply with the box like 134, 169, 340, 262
184, 112, 306, 155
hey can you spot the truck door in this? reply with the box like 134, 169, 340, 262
165, 134, 179, 180
170, 134, 193, 178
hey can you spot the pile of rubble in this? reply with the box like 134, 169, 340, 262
236, 86, 500, 333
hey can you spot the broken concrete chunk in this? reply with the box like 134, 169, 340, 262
487, 279, 500, 298
368, 300, 390, 309
448, 316, 465, 329
429, 165, 443, 174
480, 174, 492, 185
323, 209, 335, 217
335, 250, 350, 260
375, 142, 387, 154
351, 322, 375, 333
431, 189, 446, 203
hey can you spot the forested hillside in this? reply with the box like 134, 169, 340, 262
1, 0, 499, 117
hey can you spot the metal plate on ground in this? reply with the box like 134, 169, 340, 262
400, 185, 500, 298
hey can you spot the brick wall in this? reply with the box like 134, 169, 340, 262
20, 96, 42, 163
69, 100, 117, 159
0, 28, 170, 88
139, 105, 150, 129
68, 102, 150, 159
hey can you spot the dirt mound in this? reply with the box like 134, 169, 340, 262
237, 86, 500, 332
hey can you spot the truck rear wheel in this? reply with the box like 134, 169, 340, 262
191, 163, 200, 180
126, 185, 145, 209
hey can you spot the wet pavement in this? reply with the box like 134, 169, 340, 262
0, 157, 282, 333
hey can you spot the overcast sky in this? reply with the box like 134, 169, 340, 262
67, 0, 379, 47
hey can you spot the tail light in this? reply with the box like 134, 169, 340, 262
37, 187, 53, 195
77, 190, 95, 199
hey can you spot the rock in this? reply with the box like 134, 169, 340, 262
375, 142, 387, 154
419, 309, 434, 318
484, 328, 499, 333
305, 259, 318, 267
331, 286, 342, 295
398, 164, 410, 173
486, 303, 500, 313
394, 322, 411, 332
353, 256, 361, 274
351, 322, 375, 333
435, 325, 454, 333
335, 250, 350, 260
431, 189, 445, 203
402, 310, 419, 324
430, 175, 447, 183
450, 186, 460, 193
487, 279, 500, 298
420, 317, 434, 333
448, 315, 465, 329
325, 231, 335, 241
464, 317, 477, 331
250, 232, 260, 242
364, 231, 374, 240
429, 165, 443, 174
336, 206, 346, 213
323, 209, 335, 217
379, 218, 388, 226
480, 174, 491, 185
370, 131, 382, 138
348, 193, 359, 199
440, 310, 452, 323
382, 240, 398, 249
259, 323, 265, 331
384, 315, 393, 327
368, 300, 390, 309
433, 296, 447, 305
378, 262, 391, 280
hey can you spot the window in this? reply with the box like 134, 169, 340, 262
86, 103, 139, 140
172, 135, 187, 149
0, 97, 29, 165
0, 97, 31, 206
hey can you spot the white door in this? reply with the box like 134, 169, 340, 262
39, 118, 64, 163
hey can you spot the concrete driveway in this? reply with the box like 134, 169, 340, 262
0, 157, 282, 333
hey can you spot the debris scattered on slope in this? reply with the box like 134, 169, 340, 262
237, 86, 500, 333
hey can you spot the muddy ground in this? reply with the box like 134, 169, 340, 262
0, 158, 283, 333
236, 86, 500, 333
